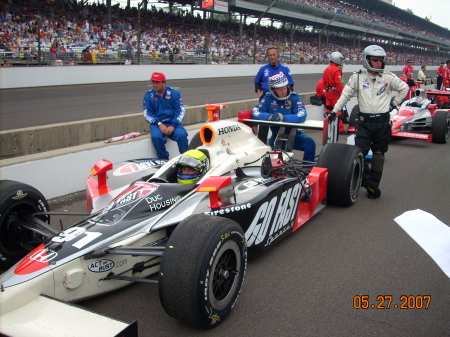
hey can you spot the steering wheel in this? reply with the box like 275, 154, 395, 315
149, 177, 170, 183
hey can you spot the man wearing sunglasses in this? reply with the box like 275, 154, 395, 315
329, 45, 408, 199
402, 59, 414, 78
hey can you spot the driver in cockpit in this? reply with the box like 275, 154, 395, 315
176, 149, 209, 184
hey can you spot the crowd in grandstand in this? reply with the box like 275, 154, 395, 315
301, 0, 449, 45
0, 0, 448, 66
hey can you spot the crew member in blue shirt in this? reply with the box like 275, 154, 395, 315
143, 72, 188, 159
253, 72, 316, 166
254, 46, 294, 102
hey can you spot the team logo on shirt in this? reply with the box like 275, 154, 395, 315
362, 82, 370, 89
165, 90, 171, 99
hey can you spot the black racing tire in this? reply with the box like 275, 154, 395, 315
159, 214, 247, 328
187, 132, 202, 150
431, 110, 450, 144
317, 143, 363, 207
349, 104, 359, 127
0, 180, 50, 268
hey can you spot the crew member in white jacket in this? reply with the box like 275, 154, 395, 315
331, 45, 408, 199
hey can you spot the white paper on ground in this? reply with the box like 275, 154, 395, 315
394, 209, 450, 278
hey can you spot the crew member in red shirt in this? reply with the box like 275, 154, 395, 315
315, 78, 326, 105
436, 62, 446, 90
402, 59, 414, 77
322, 51, 345, 133
442, 60, 450, 91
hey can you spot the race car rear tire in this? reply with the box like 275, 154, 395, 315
349, 104, 359, 127
159, 214, 247, 328
431, 110, 450, 144
317, 143, 363, 207
0, 180, 50, 268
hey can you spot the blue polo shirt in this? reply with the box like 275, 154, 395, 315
254, 62, 294, 94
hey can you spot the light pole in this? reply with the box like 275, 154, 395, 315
252, 0, 278, 64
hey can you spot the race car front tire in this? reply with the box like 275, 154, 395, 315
159, 214, 247, 328
431, 110, 450, 144
0, 180, 50, 268
317, 143, 363, 207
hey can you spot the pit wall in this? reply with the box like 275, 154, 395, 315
1, 64, 420, 160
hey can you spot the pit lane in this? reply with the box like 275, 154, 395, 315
2, 74, 449, 336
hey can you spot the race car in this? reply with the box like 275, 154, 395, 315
348, 88, 450, 144
0, 104, 363, 335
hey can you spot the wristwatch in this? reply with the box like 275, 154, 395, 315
157, 122, 162, 126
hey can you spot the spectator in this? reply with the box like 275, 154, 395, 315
125, 56, 132, 65
330, 45, 408, 199
143, 72, 188, 159
252, 72, 316, 167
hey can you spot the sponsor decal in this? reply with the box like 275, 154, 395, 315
217, 124, 241, 135
221, 139, 226, 146
204, 203, 251, 216
245, 183, 301, 247
114, 182, 159, 208
12, 190, 27, 200
362, 82, 370, 89
240, 177, 272, 189
88, 259, 115, 273
146, 196, 181, 211
377, 83, 388, 96
114, 160, 166, 176
30, 248, 58, 263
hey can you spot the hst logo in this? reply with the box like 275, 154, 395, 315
29, 249, 58, 263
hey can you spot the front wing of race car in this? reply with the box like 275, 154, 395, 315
0, 295, 137, 337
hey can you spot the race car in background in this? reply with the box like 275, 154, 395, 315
0, 105, 363, 335
348, 88, 450, 144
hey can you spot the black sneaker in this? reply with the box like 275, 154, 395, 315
366, 185, 381, 199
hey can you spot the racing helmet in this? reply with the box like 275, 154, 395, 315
409, 97, 421, 107
269, 72, 291, 100
362, 45, 386, 73
330, 51, 344, 65
176, 149, 209, 184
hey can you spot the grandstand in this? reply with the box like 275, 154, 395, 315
0, 0, 448, 67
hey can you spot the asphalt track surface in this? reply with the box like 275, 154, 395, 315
0, 72, 404, 131
2, 72, 450, 336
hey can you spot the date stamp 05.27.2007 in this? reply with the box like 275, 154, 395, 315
353, 295, 431, 309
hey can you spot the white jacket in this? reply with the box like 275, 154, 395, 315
332, 69, 408, 114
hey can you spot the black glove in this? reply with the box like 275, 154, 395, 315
324, 112, 336, 121
268, 113, 284, 122
390, 97, 398, 111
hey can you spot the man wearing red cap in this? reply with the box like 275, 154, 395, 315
143, 72, 188, 159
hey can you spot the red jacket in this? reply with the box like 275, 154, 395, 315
316, 78, 326, 98
322, 63, 343, 106
402, 65, 414, 76
437, 66, 446, 77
